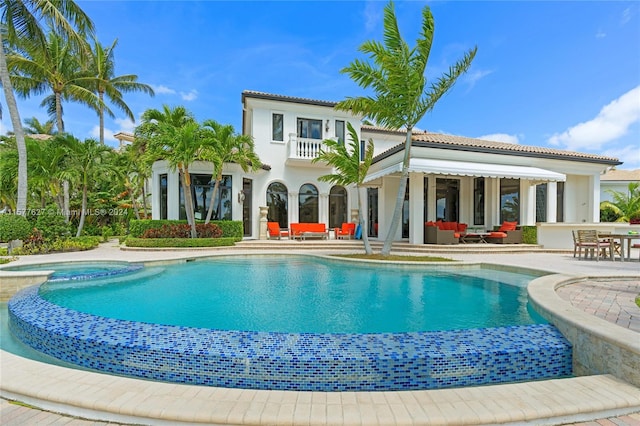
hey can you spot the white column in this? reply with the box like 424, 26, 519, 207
409, 172, 425, 244
488, 178, 500, 227
319, 192, 329, 225
259, 206, 268, 240
289, 192, 298, 224
168, 170, 180, 220
546, 182, 558, 223
520, 180, 536, 226
590, 174, 601, 223
426, 175, 437, 221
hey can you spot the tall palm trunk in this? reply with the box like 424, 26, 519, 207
204, 175, 222, 224
141, 182, 149, 218
53, 90, 71, 222
98, 91, 105, 144
75, 181, 88, 237
0, 33, 28, 216
180, 166, 198, 238
381, 129, 413, 256
357, 186, 373, 255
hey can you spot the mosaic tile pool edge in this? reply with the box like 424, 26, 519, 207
8, 286, 572, 391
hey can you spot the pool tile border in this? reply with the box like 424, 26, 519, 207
9, 283, 572, 391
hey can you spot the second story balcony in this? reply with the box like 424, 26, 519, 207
286, 133, 333, 167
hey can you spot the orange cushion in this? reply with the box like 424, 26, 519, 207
457, 223, 467, 233
489, 232, 508, 238
435, 220, 443, 230
453, 232, 461, 238
443, 222, 457, 231
498, 221, 517, 232
426, 221, 435, 227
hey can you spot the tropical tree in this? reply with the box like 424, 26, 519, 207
600, 183, 640, 223
313, 122, 375, 254
337, 1, 477, 255
85, 37, 155, 144
200, 119, 261, 224
55, 135, 117, 236
7, 31, 104, 134
23, 116, 55, 135
0, 0, 94, 216
136, 105, 200, 238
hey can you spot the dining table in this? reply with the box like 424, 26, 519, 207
601, 233, 640, 262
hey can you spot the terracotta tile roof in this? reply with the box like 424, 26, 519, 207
370, 130, 621, 165
242, 90, 338, 108
601, 168, 640, 181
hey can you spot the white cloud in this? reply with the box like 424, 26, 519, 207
600, 144, 640, 169
0, 121, 9, 136
548, 85, 640, 151
90, 125, 114, 142
621, 6, 632, 25
180, 90, 198, 101
477, 133, 521, 144
152, 85, 176, 95
363, 1, 382, 33
463, 69, 493, 91
114, 117, 135, 133
595, 30, 606, 39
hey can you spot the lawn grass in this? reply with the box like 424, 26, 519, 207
334, 253, 455, 262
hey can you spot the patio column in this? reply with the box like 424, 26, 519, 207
319, 192, 329, 225
547, 182, 558, 223
408, 172, 425, 244
167, 170, 180, 220
426, 175, 437, 222
521, 180, 536, 226
289, 191, 298, 224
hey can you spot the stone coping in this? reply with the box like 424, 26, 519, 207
528, 274, 640, 387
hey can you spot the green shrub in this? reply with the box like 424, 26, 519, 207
521, 226, 537, 244
12, 236, 100, 255
0, 247, 8, 256
129, 219, 242, 241
125, 237, 235, 248
142, 223, 223, 239
35, 205, 71, 240
101, 226, 114, 242
600, 205, 620, 222
0, 214, 32, 242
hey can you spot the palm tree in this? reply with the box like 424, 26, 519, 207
24, 116, 55, 135
85, 37, 155, 144
337, 2, 477, 255
0, 0, 94, 216
136, 105, 200, 238
200, 119, 261, 224
601, 183, 640, 223
313, 122, 375, 254
8, 31, 104, 134
56, 134, 117, 236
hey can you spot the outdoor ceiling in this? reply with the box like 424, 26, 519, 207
363, 158, 567, 183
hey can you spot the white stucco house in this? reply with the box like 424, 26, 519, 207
147, 90, 626, 248
600, 168, 640, 203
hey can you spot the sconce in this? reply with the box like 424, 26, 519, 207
237, 190, 245, 203
325, 119, 330, 132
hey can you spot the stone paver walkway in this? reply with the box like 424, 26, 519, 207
557, 280, 640, 332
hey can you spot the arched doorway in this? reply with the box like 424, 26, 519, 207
298, 183, 318, 223
329, 185, 348, 228
266, 182, 288, 228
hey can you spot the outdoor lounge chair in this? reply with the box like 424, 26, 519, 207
267, 222, 289, 240
334, 223, 356, 240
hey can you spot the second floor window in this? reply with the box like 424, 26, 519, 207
297, 118, 322, 139
272, 113, 283, 141
335, 120, 345, 144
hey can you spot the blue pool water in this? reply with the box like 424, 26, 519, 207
6, 256, 572, 391
4, 261, 142, 282
37, 256, 546, 333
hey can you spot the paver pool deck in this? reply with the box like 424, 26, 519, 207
1, 240, 639, 425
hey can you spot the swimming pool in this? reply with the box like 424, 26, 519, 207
7, 255, 573, 391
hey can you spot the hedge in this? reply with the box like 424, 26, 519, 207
129, 219, 243, 241
125, 237, 236, 248
521, 225, 537, 244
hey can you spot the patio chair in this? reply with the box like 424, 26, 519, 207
334, 223, 356, 240
267, 222, 289, 240
576, 230, 611, 261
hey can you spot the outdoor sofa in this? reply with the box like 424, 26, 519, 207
424, 221, 467, 245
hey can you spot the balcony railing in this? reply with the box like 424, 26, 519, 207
287, 134, 329, 162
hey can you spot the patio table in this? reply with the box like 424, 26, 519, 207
600, 233, 640, 262
460, 232, 490, 244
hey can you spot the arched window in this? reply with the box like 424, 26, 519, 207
329, 185, 348, 228
266, 182, 288, 228
298, 183, 318, 223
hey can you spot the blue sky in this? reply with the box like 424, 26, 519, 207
2, 1, 639, 169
